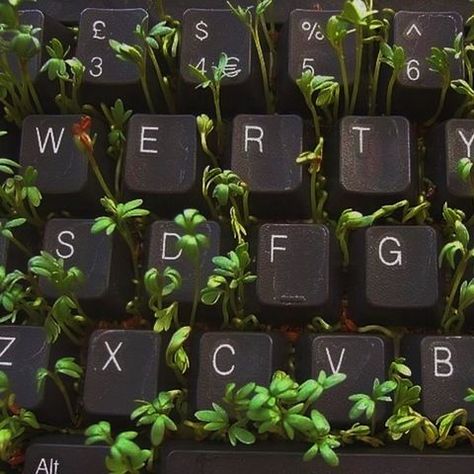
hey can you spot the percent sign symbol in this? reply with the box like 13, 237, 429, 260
302, 21, 324, 41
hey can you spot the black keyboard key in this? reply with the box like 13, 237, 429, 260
161, 444, 474, 473
19, 115, 111, 212
231, 115, 308, 218
348, 226, 441, 326
377, 1, 473, 21
390, 12, 464, 120
191, 332, 289, 410
24, 436, 108, 474
179, 9, 264, 114
427, 119, 474, 215
76, 8, 152, 109
123, 115, 204, 216
256, 224, 341, 322
326, 116, 416, 214
278, 10, 355, 113
40, 219, 134, 318
0, 219, 33, 272
22, 0, 153, 24
403, 335, 474, 422
145, 220, 220, 306
0, 326, 73, 423
296, 334, 393, 426
83, 329, 167, 419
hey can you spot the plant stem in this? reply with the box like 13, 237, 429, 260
310, 171, 318, 223
9, 235, 32, 257
147, 44, 176, 113
424, 78, 449, 127
221, 292, 230, 328
84, 149, 115, 201
140, 74, 156, 114
156, 0, 165, 19
386, 69, 398, 115
371, 409, 377, 436
242, 190, 250, 225
114, 146, 124, 199
304, 94, 321, 139
212, 85, 225, 156
369, 49, 382, 115
51, 373, 76, 425
58, 78, 67, 114
200, 134, 219, 168
350, 27, 364, 114
21, 62, 44, 114
190, 257, 201, 326
337, 46, 350, 115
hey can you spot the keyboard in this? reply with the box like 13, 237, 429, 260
1, 0, 474, 472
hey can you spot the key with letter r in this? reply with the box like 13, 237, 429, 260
296, 334, 393, 426
256, 223, 341, 323
83, 330, 168, 419
191, 332, 289, 410
402, 335, 474, 423
348, 226, 441, 326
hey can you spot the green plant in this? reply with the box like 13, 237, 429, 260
101, 99, 133, 197
451, 79, 474, 118
194, 370, 346, 466
201, 242, 257, 328
348, 378, 396, 435
380, 43, 406, 115
85, 421, 151, 474
196, 114, 219, 168
296, 72, 339, 138
165, 326, 191, 382
131, 389, 182, 469
40, 39, 85, 114
439, 205, 474, 332
144, 267, 181, 332
0, 218, 31, 256
36, 357, 83, 425
174, 209, 209, 326
296, 137, 327, 223
466, 388, 474, 403
188, 52, 228, 155
227, 0, 275, 113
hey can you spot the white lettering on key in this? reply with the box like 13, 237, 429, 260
56, 231, 75, 260
457, 129, 474, 158
244, 126, 264, 153
223, 57, 241, 78
270, 235, 288, 263
352, 126, 371, 154
92, 20, 106, 40
325, 347, 346, 374
212, 344, 235, 376
162, 233, 182, 261
35, 458, 59, 474
378, 237, 402, 267
0, 336, 15, 367
434, 346, 453, 377
194, 21, 209, 41
36, 127, 65, 155
102, 341, 123, 372
140, 126, 159, 154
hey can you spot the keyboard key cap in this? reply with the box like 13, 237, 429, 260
161, 444, 474, 473
326, 116, 416, 214
76, 8, 152, 109
0, 219, 34, 271
348, 226, 441, 326
123, 115, 204, 216
296, 334, 393, 426
403, 335, 474, 422
390, 11, 464, 120
40, 219, 134, 318
19, 115, 111, 212
0, 326, 73, 423
191, 332, 289, 410
256, 224, 341, 322
231, 115, 308, 218
83, 329, 167, 419
377, 1, 473, 21
426, 119, 474, 215
145, 220, 220, 306
278, 10, 355, 113
24, 436, 108, 474
179, 9, 264, 114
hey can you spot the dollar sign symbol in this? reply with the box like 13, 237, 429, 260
195, 21, 209, 42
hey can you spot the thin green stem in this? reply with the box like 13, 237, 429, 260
369, 49, 382, 115
213, 85, 225, 156
242, 190, 250, 225
424, 79, 449, 128
200, 133, 219, 168
147, 44, 176, 113
114, 146, 125, 199
156, 0, 165, 20
310, 171, 318, 223
140, 74, 156, 114
304, 94, 321, 139
58, 78, 67, 114
229, 288, 240, 319
190, 257, 201, 327
21, 62, 44, 114
338, 46, 350, 115
371, 408, 377, 436
9, 235, 32, 257
221, 292, 230, 328
386, 69, 398, 115
333, 86, 340, 122
85, 149, 115, 201
51, 373, 76, 424
350, 27, 364, 114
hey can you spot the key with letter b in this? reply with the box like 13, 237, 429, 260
348, 226, 441, 326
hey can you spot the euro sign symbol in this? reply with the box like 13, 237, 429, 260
223, 56, 242, 78
195, 21, 209, 42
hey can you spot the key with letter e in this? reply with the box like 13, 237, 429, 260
191, 332, 289, 410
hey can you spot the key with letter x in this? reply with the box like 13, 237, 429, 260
83, 330, 169, 419
179, 9, 264, 114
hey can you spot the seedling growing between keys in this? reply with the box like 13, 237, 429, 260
379, 43, 406, 116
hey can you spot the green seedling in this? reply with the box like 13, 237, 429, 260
227, 0, 275, 113
144, 267, 181, 332
85, 421, 151, 474
174, 209, 209, 325
201, 242, 257, 328
380, 43, 406, 115
166, 326, 191, 384
196, 114, 219, 168
36, 357, 83, 425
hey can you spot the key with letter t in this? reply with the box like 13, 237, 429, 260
256, 224, 341, 323
348, 226, 441, 326
179, 9, 264, 114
